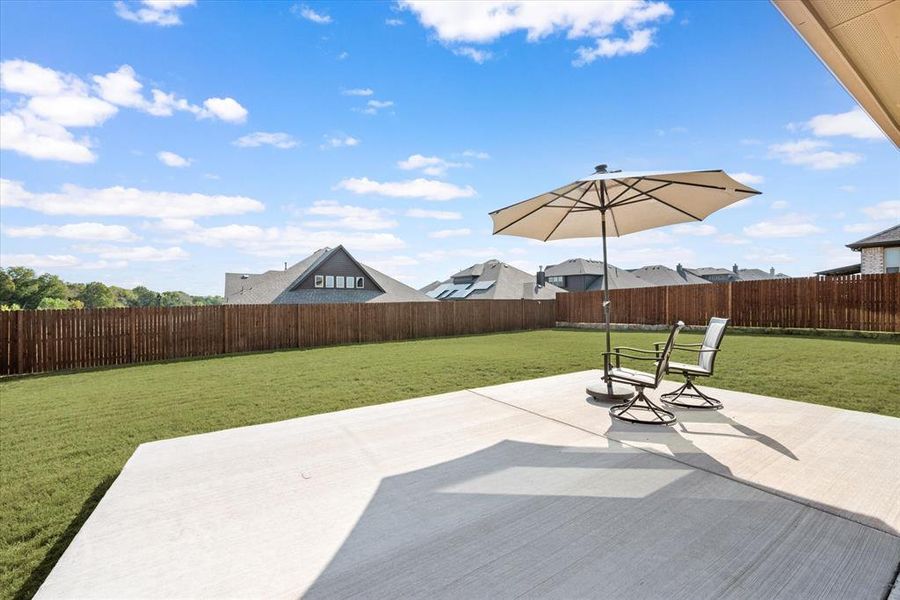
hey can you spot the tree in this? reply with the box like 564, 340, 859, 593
0, 270, 15, 306
131, 286, 158, 307
78, 282, 115, 308
159, 290, 192, 307
37, 297, 79, 310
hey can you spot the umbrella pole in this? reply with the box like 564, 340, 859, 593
601, 211, 612, 394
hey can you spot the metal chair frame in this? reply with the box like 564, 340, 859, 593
604, 321, 684, 426
654, 317, 729, 410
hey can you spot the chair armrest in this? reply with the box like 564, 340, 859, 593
603, 350, 659, 369
672, 347, 721, 354
654, 341, 702, 350
614, 346, 661, 355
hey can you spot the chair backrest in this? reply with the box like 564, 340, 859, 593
698, 317, 729, 373
654, 321, 684, 386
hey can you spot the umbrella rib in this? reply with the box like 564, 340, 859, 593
641, 176, 761, 195
488, 180, 584, 215
543, 183, 592, 241
607, 181, 672, 207
493, 183, 599, 234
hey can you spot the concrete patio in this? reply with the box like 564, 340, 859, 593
37, 371, 900, 599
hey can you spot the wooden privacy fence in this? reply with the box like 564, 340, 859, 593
556, 274, 900, 332
0, 299, 556, 376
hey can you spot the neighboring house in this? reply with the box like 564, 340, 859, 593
629, 264, 710, 286
423, 259, 563, 300
685, 266, 740, 283
544, 258, 652, 291
225, 246, 435, 304
847, 224, 900, 274
735, 267, 790, 281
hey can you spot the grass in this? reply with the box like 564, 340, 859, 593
1, 328, 898, 599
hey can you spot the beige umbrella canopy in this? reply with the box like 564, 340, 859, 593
489, 165, 760, 398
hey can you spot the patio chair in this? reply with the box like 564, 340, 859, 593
604, 321, 684, 426
655, 317, 729, 410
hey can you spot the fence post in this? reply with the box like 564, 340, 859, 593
129, 308, 136, 363
16, 310, 25, 375
223, 305, 229, 354
727, 282, 733, 318
664, 286, 670, 324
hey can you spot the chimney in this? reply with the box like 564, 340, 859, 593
770, 267, 775, 276
732, 263, 739, 274
536, 266, 546, 288
284, 261, 288, 271
676, 263, 685, 277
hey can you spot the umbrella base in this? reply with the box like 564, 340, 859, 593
586, 381, 635, 402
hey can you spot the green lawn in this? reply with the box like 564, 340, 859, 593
1, 329, 898, 599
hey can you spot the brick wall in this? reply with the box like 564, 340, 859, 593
861, 247, 884, 274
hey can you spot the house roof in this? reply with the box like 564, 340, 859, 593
225, 246, 435, 304
816, 263, 861, 276
545, 258, 653, 289
773, 0, 899, 148
846, 224, 900, 249
629, 265, 709, 286
432, 259, 564, 300
736, 268, 790, 281
685, 267, 735, 278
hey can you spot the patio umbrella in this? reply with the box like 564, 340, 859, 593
489, 165, 761, 399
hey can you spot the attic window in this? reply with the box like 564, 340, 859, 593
356, 276, 365, 288
325, 276, 335, 288
314, 275, 324, 288
336, 276, 345, 288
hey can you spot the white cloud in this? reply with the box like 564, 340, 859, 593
716, 233, 749, 245
839, 185, 856, 193
843, 223, 882, 234
233, 131, 298, 149
397, 154, 463, 176
157, 150, 191, 168
0, 110, 96, 163
201, 97, 248, 123
742, 249, 796, 264
405, 208, 462, 220
361, 99, 394, 115
671, 223, 716, 236
385, 18, 404, 26
337, 51, 350, 61
26, 95, 118, 127
175, 223, 405, 256
862, 200, 900, 221
768, 139, 862, 170
304, 200, 397, 230
462, 149, 490, 159
293, 4, 332, 24
1, 60, 247, 163
4, 222, 139, 242
770, 200, 789, 210
428, 228, 471, 239
1, 178, 264, 218
573, 28, 656, 66
804, 107, 885, 140
452, 46, 493, 63
76, 244, 189, 262
321, 134, 360, 149
336, 177, 476, 201
730, 172, 764, 185
744, 214, 824, 238
341, 88, 374, 96
399, 1, 673, 65
0, 253, 82, 268
115, 0, 196, 26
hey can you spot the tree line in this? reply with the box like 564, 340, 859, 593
0, 267, 224, 310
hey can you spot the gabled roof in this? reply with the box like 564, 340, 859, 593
686, 267, 735, 277
545, 258, 652, 289
432, 259, 563, 300
736, 268, 789, 281
225, 246, 434, 304
289, 245, 385, 293
629, 265, 709, 286
846, 224, 900, 249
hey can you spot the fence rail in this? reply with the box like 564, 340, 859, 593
556, 274, 900, 333
0, 299, 557, 376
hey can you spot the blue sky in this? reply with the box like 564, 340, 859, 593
1, 0, 897, 295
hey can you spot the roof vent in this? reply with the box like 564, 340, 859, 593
595, 164, 608, 173
241, 274, 249, 279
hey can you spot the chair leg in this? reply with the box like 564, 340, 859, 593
610, 386, 676, 426
660, 376, 722, 410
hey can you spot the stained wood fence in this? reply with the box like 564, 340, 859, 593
0, 300, 556, 376
556, 274, 900, 333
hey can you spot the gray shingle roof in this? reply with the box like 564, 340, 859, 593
545, 258, 652, 289
686, 267, 735, 277
629, 265, 710, 286
225, 246, 435, 304
736, 268, 789, 281
432, 259, 564, 300
846, 224, 900, 249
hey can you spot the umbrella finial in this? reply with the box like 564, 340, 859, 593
594, 164, 608, 173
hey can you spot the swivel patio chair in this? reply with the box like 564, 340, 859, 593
605, 321, 684, 426
655, 317, 729, 410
